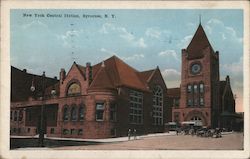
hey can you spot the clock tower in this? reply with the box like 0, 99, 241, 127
172, 24, 220, 127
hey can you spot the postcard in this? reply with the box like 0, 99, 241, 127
1, 1, 249, 159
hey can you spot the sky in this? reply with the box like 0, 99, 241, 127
10, 9, 243, 112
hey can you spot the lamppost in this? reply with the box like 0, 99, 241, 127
30, 71, 46, 147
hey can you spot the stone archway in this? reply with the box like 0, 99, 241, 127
184, 110, 207, 126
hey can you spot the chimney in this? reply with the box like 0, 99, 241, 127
226, 75, 230, 84
23, 69, 27, 73
60, 68, 66, 84
86, 62, 92, 85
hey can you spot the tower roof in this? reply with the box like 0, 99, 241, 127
187, 24, 213, 59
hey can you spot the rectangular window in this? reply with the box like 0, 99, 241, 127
194, 98, 198, 106
187, 99, 193, 107
63, 129, 69, 135
96, 103, 104, 121
200, 97, 204, 106
10, 111, 13, 120
50, 128, 55, 134
174, 98, 180, 107
78, 129, 83, 135
51, 111, 56, 121
110, 103, 117, 122
27, 110, 32, 121
187, 84, 192, 93
27, 128, 30, 133
71, 129, 77, 135
129, 90, 143, 124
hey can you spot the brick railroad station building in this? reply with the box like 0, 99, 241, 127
11, 56, 168, 138
10, 24, 238, 139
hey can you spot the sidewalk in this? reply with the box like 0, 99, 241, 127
11, 131, 177, 143
11, 131, 233, 144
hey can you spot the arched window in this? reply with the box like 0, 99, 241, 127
71, 106, 77, 121
152, 86, 163, 125
67, 82, 81, 96
14, 111, 17, 121
194, 84, 198, 93
63, 106, 69, 121
18, 109, 23, 121
199, 83, 204, 93
79, 105, 84, 121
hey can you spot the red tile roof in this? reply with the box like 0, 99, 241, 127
89, 56, 156, 91
187, 24, 213, 59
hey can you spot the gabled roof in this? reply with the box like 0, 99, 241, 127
89, 56, 156, 91
75, 63, 86, 79
167, 88, 180, 98
187, 24, 213, 59
89, 65, 115, 90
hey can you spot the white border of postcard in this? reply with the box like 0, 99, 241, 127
1, 1, 249, 159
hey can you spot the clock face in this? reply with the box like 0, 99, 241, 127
191, 63, 201, 74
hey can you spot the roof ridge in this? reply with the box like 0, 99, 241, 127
88, 65, 114, 89
147, 67, 158, 82
111, 56, 122, 86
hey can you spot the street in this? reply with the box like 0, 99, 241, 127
52, 132, 243, 150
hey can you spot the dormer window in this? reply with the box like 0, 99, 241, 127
67, 82, 81, 96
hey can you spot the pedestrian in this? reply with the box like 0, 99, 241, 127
133, 129, 137, 140
128, 129, 131, 140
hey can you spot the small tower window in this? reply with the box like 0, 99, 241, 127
187, 84, 192, 93
199, 83, 204, 93
187, 99, 193, 107
200, 97, 204, 106
194, 84, 198, 93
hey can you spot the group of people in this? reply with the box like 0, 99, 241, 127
128, 129, 137, 140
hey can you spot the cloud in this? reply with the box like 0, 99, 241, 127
161, 68, 181, 87
158, 50, 180, 62
177, 35, 193, 48
122, 54, 145, 61
145, 28, 162, 39
205, 18, 242, 43
21, 20, 48, 29
136, 38, 147, 48
99, 23, 147, 48
221, 56, 243, 75
145, 27, 171, 41
187, 22, 195, 28
100, 47, 145, 61
100, 48, 117, 56
57, 30, 82, 48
